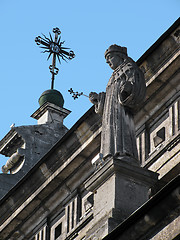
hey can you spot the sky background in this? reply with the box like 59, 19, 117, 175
0, 0, 179, 168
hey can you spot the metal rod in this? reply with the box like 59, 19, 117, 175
51, 53, 56, 89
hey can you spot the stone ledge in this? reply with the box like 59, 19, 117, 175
85, 157, 159, 192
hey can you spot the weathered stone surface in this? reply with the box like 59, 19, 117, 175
89, 44, 146, 162
102, 175, 180, 240
0, 19, 179, 240
31, 101, 71, 125
151, 214, 180, 240
0, 107, 101, 239
84, 157, 158, 239
0, 103, 70, 199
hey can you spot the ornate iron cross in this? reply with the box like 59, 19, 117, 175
35, 27, 75, 89
68, 88, 88, 100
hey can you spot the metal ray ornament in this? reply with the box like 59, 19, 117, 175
35, 27, 75, 89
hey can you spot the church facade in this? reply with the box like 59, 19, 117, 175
0, 18, 179, 240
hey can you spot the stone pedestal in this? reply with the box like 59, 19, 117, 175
84, 157, 158, 239
31, 102, 71, 125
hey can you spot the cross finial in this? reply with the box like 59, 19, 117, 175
35, 27, 75, 89
68, 88, 88, 100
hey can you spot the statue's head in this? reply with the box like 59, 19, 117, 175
105, 45, 127, 70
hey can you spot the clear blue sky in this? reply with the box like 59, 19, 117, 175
0, 0, 179, 167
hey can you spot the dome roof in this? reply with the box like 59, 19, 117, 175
38, 89, 64, 108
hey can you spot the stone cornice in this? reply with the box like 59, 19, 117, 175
31, 102, 71, 120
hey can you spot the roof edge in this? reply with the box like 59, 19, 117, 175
137, 17, 180, 65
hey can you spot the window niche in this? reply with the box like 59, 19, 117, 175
55, 222, 62, 239
153, 127, 165, 147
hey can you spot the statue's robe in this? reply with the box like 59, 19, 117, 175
95, 58, 146, 160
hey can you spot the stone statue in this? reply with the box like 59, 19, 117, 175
89, 45, 146, 162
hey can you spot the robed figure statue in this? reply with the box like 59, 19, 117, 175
89, 45, 146, 162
